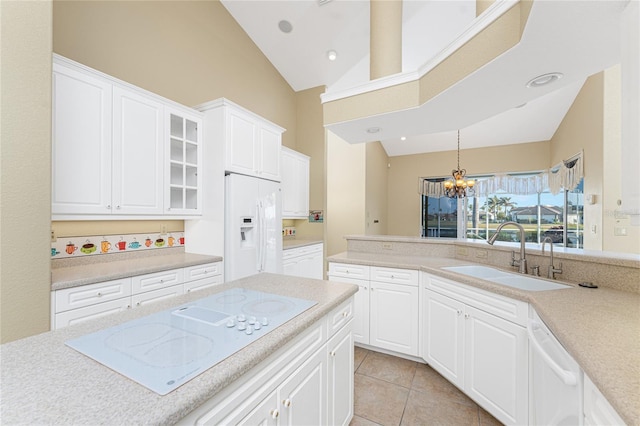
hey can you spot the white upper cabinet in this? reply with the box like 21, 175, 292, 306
281, 147, 310, 219
51, 55, 203, 219
112, 86, 164, 215
166, 108, 202, 215
52, 63, 112, 215
221, 100, 283, 181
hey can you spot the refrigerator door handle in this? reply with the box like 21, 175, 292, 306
256, 200, 263, 272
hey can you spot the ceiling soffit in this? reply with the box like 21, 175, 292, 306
322, 1, 529, 127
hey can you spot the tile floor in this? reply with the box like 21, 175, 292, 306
351, 346, 503, 426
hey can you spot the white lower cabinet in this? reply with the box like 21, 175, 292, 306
52, 261, 222, 329
282, 243, 323, 280
422, 272, 528, 426
327, 318, 354, 426
370, 280, 419, 356
178, 297, 354, 426
328, 263, 419, 357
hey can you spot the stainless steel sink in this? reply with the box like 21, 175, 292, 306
442, 265, 571, 291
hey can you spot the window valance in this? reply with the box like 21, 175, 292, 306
418, 151, 583, 197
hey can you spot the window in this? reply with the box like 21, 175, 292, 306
421, 178, 584, 248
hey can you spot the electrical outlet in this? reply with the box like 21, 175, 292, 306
475, 250, 488, 259
161, 224, 167, 234
456, 247, 468, 256
382, 243, 392, 250
51, 230, 57, 242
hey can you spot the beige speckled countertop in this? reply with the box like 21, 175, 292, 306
328, 251, 640, 425
0, 273, 357, 425
51, 251, 222, 291
282, 237, 323, 250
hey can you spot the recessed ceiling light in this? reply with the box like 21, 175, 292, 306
327, 50, 337, 61
526, 72, 563, 88
400, 136, 407, 141
366, 127, 380, 134
278, 20, 293, 34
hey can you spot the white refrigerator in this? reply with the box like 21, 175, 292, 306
225, 173, 282, 281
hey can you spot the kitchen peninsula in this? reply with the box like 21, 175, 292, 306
0, 274, 358, 425
328, 235, 639, 425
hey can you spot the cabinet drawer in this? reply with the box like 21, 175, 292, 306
55, 278, 132, 313
371, 266, 419, 286
328, 262, 370, 280
131, 284, 184, 308
131, 268, 183, 294
184, 262, 222, 282
283, 244, 322, 260
184, 275, 224, 294
54, 297, 131, 329
327, 297, 354, 337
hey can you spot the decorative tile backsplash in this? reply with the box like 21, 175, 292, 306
51, 232, 185, 259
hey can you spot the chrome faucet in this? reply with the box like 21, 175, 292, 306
487, 221, 528, 274
542, 236, 563, 279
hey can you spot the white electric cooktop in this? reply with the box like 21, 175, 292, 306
66, 288, 317, 395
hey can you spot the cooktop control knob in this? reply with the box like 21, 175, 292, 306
226, 319, 235, 328
254, 322, 262, 330
245, 326, 254, 335
261, 317, 269, 326
237, 314, 246, 322
237, 322, 246, 331
248, 316, 256, 325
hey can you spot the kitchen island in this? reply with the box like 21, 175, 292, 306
0, 273, 358, 425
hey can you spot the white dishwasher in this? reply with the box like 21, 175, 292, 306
528, 308, 583, 425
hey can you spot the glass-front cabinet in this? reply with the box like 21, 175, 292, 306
167, 109, 202, 215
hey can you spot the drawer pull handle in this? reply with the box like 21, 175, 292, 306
342, 311, 348, 318
282, 399, 291, 408
270, 409, 279, 419
329, 351, 336, 357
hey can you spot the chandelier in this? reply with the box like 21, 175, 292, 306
444, 130, 475, 198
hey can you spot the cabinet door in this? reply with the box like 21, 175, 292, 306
233, 389, 279, 426
55, 277, 132, 313
283, 256, 299, 277
112, 86, 164, 214
258, 126, 281, 181
54, 298, 131, 329
226, 109, 256, 175
279, 348, 326, 426
464, 305, 528, 426
166, 109, 202, 215
131, 268, 183, 294
327, 321, 354, 426
423, 289, 465, 388
281, 149, 298, 217
52, 63, 112, 215
370, 281, 419, 356
281, 148, 309, 218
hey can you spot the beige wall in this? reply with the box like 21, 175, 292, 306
0, 0, 53, 343
326, 132, 366, 256
387, 141, 550, 236
550, 73, 604, 251
291, 86, 326, 239
52, 220, 184, 238
365, 142, 389, 235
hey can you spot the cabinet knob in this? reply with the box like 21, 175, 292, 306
97, 292, 102, 297
464, 313, 470, 319
106, 205, 111, 209
282, 399, 291, 408
270, 409, 279, 419
136, 302, 141, 306
116, 205, 121, 210
457, 310, 462, 316
342, 311, 348, 318
329, 351, 336, 357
